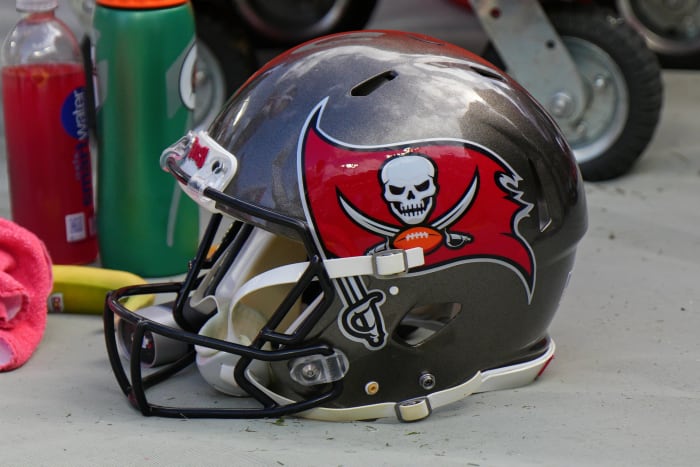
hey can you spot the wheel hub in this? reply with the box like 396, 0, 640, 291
554, 37, 629, 164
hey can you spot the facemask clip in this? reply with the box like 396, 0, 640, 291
289, 351, 349, 386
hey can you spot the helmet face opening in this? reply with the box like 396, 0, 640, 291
103, 30, 587, 422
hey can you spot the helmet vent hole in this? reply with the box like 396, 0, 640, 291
393, 302, 462, 347
351, 71, 398, 97
527, 158, 553, 232
407, 34, 444, 46
469, 65, 505, 82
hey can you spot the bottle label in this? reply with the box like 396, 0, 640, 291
166, 39, 197, 117
61, 86, 94, 210
65, 211, 87, 242
60, 86, 89, 140
63, 86, 91, 244
179, 43, 197, 111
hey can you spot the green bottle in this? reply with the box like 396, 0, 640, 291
93, 0, 198, 277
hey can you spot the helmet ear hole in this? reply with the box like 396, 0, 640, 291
393, 302, 462, 347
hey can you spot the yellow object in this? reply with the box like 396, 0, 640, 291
48, 265, 155, 314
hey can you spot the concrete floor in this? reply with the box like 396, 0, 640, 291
3, 2, 700, 466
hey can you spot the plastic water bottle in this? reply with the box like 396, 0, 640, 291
1, 0, 98, 264
93, 0, 199, 277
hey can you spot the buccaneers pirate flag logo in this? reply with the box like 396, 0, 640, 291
298, 99, 535, 350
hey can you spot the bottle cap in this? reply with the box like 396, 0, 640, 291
17, 0, 58, 11
96, 0, 187, 8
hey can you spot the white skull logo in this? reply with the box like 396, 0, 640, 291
380, 155, 437, 225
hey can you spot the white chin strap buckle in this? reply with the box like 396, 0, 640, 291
323, 247, 424, 280
395, 397, 432, 422
372, 249, 410, 277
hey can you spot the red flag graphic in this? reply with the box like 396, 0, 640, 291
299, 100, 536, 297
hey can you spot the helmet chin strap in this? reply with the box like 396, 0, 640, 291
196, 247, 425, 397
244, 339, 555, 422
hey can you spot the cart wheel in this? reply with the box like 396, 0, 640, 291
616, 0, 700, 67
551, 8, 663, 180
485, 7, 663, 180
193, 4, 258, 130
232, 0, 377, 46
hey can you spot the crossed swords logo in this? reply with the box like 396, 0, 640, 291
338, 171, 480, 255
333, 169, 480, 350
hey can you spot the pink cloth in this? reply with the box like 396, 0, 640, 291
0, 217, 52, 371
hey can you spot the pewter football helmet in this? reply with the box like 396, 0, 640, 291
104, 30, 587, 422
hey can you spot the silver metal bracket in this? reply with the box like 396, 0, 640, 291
472, 0, 587, 123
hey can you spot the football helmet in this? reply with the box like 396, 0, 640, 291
104, 30, 587, 422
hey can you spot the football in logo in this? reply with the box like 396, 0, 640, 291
392, 226, 442, 253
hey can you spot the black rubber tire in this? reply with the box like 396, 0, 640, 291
551, 7, 663, 180
485, 7, 663, 181
613, 0, 700, 69
193, 2, 258, 128
232, 0, 378, 47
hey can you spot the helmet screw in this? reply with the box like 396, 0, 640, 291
211, 160, 223, 174
365, 381, 380, 395
419, 372, 436, 390
301, 363, 320, 381
593, 74, 609, 91
572, 122, 588, 140
549, 92, 574, 118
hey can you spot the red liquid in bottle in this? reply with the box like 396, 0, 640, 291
2, 63, 97, 264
